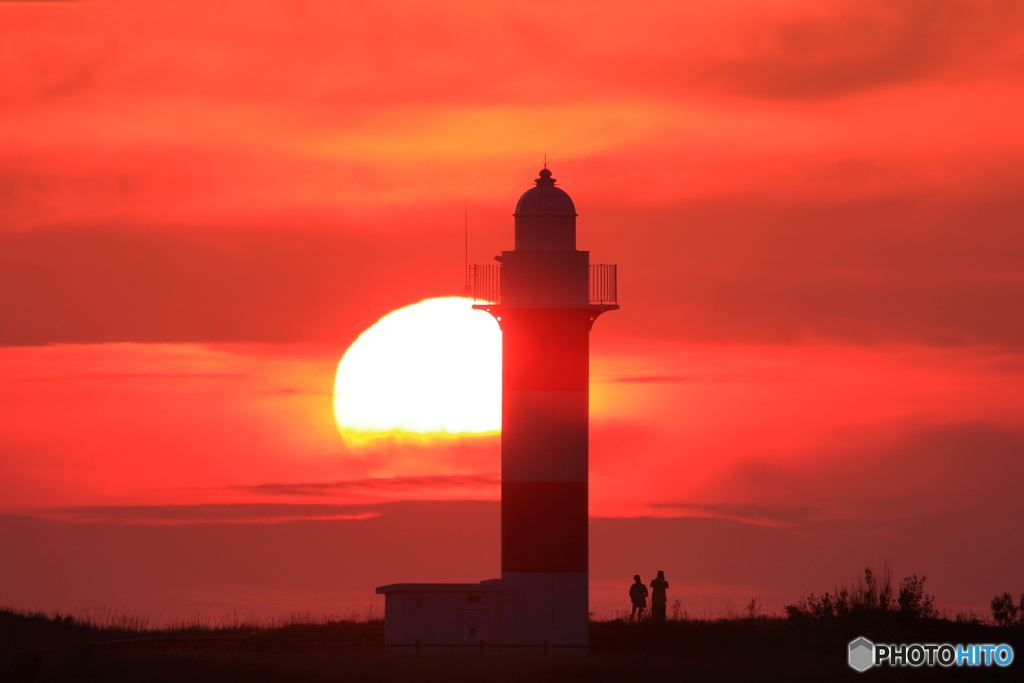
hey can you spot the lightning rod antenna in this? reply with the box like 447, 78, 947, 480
463, 196, 471, 296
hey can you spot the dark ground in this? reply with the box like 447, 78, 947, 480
2, 608, 1021, 682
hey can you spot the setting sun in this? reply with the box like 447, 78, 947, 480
333, 297, 502, 443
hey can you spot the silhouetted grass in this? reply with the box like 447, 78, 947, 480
3, 577, 1023, 683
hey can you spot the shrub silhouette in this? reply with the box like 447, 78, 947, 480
897, 575, 937, 618
785, 565, 937, 620
991, 592, 1024, 627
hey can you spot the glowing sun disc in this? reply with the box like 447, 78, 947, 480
333, 297, 501, 442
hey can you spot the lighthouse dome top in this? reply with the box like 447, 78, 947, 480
514, 168, 577, 216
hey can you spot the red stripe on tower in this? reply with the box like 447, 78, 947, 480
502, 481, 588, 572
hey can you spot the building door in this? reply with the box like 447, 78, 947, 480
456, 609, 493, 644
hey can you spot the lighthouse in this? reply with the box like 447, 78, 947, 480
474, 167, 616, 647
376, 168, 617, 652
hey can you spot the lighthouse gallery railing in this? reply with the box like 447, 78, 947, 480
471, 264, 617, 306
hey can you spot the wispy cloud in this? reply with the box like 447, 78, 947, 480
264, 387, 331, 396
233, 474, 500, 497
691, 0, 1024, 100
608, 375, 696, 384
648, 503, 819, 527
34, 503, 381, 525
14, 372, 248, 383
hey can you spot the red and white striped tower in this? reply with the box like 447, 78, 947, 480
475, 168, 617, 648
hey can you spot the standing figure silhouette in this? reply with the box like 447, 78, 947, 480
629, 575, 648, 622
650, 570, 669, 621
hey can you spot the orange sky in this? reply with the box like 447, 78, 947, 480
2, 0, 1023, 620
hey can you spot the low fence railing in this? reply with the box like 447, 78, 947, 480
387, 640, 588, 655
471, 263, 618, 306
471, 264, 501, 304
589, 264, 617, 305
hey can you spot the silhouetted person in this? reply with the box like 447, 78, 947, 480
629, 575, 648, 622
650, 570, 669, 621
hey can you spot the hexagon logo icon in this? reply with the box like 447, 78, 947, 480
849, 637, 874, 672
